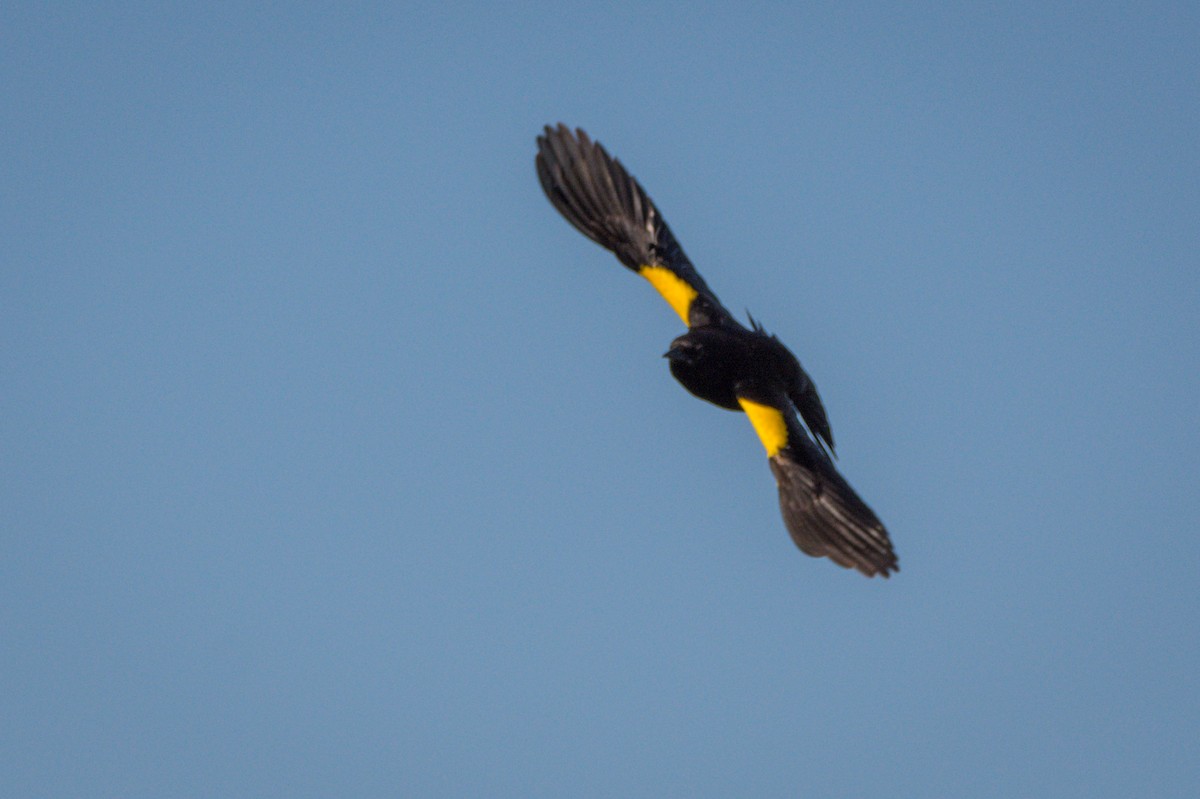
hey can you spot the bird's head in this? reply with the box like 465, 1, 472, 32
663, 337, 702, 366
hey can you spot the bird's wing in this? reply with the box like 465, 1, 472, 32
536, 124, 737, 328
736, 385, 897, 577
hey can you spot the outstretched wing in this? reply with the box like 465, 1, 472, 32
736, 386, 897, 578
536, 124, 736, 328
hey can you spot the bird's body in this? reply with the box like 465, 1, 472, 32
535, 124, 898, 577
667, 325, 756, 411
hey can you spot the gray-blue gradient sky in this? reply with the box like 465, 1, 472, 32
4, 3, 1198, 796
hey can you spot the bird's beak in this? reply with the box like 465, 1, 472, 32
663, 346, 687, 363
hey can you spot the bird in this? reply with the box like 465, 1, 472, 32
535, 124, 898, 578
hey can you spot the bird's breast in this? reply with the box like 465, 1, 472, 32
668, 356, 743, 410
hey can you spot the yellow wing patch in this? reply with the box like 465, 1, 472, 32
638, 265, 697, 326
737, 398, 789, 457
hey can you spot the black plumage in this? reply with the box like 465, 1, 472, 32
536, 124, 898, 578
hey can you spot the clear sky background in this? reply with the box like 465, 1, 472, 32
3, 2, 1198, 796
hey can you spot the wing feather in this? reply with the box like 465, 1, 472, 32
738, 386, 897, 577
536, 124, 735, 328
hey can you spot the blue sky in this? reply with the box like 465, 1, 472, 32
3, 2, 1198, 796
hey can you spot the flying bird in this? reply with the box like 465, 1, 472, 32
535, 124, 898, 577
